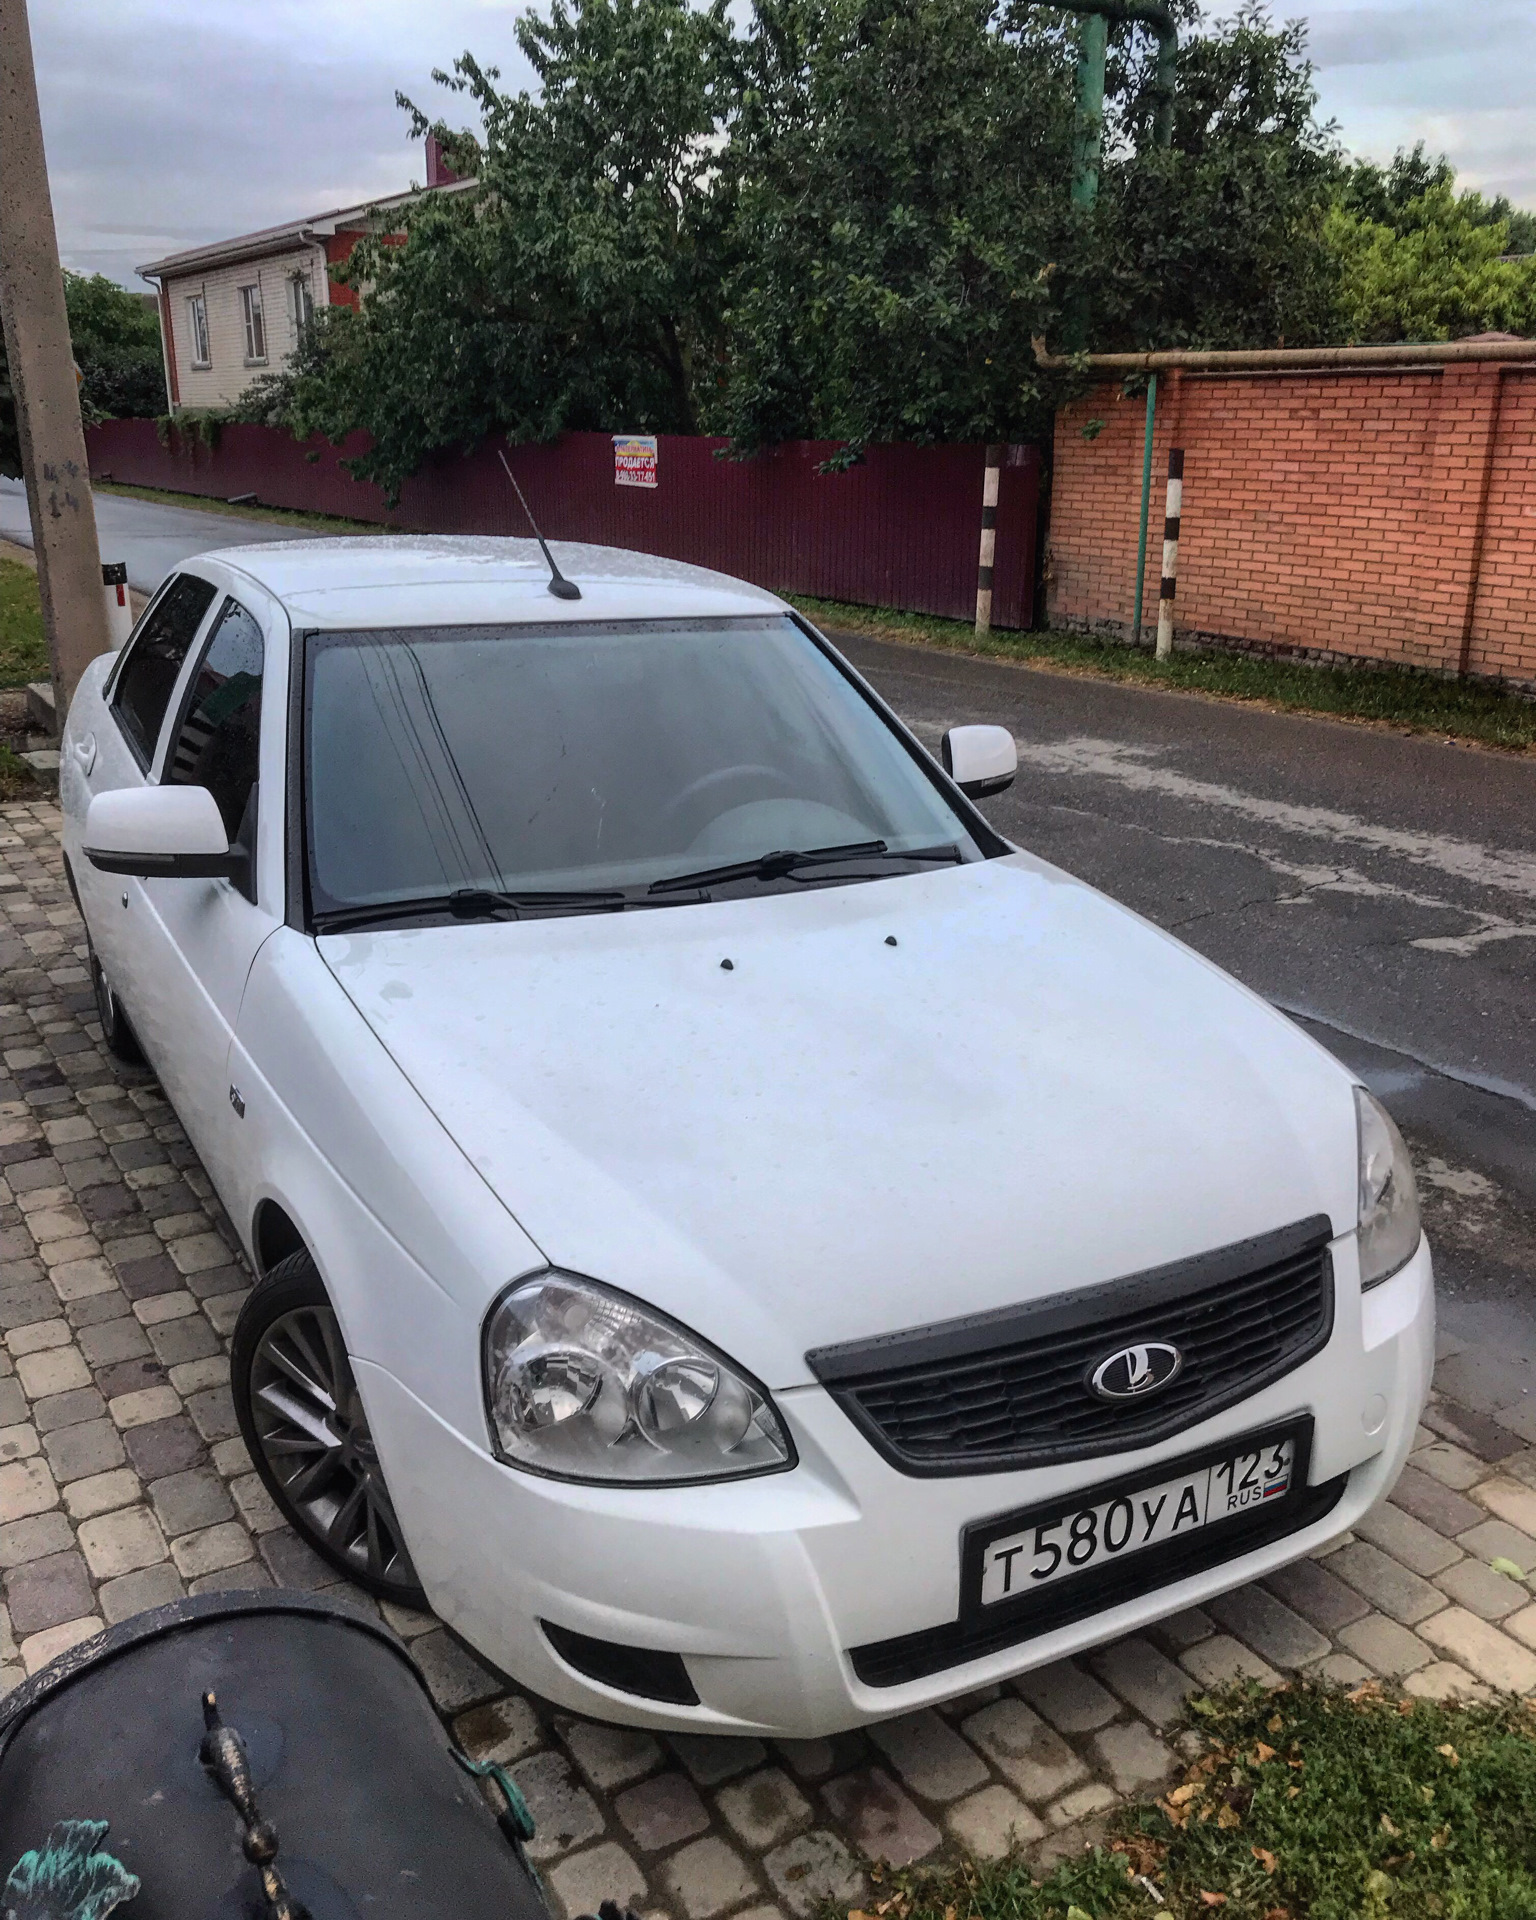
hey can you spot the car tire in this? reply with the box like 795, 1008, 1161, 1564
89, 940, 144, 1065
232, 1250, 427, 1607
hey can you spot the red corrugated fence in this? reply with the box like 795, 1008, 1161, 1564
84, 421, 1041, 629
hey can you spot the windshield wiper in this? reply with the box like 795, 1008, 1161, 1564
647, 840, 963, 896
312, 887, 628, 934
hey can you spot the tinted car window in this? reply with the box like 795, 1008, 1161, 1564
165, 596, 264, 841
305, 616, 975, 915
110, 573, 218, 767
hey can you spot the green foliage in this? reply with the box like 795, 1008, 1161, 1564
0, 556, 50, 686
1325, 146, 1536, 342
873, 1680, 1536, 1920
277, 0, 1536, 490
63, 273, 165, 423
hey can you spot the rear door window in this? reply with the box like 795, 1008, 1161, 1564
164, 596, 265, 843
110, 573, 218, 768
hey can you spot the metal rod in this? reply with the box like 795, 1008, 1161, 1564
1132, 372, 1157, 647
1155, 446, 1182, 660
974, 444, 1003, 636
1034, 335, 1536, 372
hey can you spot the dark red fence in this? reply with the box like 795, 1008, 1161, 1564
84, 421, 1040, 628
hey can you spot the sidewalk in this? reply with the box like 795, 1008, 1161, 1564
1, 796, 1533, 1918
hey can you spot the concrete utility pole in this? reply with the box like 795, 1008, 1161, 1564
0, 0, 111, 715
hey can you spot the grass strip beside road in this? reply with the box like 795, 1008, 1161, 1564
95, 480, 386, 536
793, 597, 1536, 754
0, 556, 48, 687
871, 1681, 1536, 1920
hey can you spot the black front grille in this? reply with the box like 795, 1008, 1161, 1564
807, 1215, 1334, 1475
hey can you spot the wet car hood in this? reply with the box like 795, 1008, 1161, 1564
319, 855, 1360, 1389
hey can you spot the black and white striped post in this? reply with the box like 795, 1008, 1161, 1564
1155, 446, 1184, 659
974, 443, 1004, 635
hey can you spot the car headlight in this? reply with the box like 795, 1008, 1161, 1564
1355, 1087, 1421, 1289
483, 1270, 794, 1483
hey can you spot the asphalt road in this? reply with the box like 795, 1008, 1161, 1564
0, 476, 325, 596
831, 629, 1536, 1360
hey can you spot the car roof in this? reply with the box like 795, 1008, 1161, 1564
198, 535, 790, 629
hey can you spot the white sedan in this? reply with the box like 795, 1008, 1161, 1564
60, 536, 1434, 1736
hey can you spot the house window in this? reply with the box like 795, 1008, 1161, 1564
288, 273, 315, 340
187, 293, 211, 367
239, 283, 267, 363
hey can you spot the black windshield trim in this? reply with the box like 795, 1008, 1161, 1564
299, 614, 1003, 934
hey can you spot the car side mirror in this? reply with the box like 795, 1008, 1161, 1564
84, 786, 244, 881
941, 724, 1017, 798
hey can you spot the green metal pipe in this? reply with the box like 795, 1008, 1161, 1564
1132, 371, 1156, 646
1070, 12, 1108, 213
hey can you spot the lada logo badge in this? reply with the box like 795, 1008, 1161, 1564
1088, 1341, 1183, 1403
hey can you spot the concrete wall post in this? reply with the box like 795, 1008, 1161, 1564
0, 0, 113, 715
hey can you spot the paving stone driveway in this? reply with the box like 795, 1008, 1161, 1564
2, 794, 1536, 1917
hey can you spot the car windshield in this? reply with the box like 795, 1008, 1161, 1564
304, 616, 985, 923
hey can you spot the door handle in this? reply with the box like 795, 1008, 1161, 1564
71, 734, 97, 776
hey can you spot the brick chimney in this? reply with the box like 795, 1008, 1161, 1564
425, 134, 460, 188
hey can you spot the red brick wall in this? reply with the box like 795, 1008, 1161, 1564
1048, 365, 1536, 688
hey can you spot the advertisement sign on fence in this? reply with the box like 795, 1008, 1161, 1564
613, 434, 659, 489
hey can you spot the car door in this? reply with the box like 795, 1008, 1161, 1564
125, 589, 285, 1209
68, 572, 221, 994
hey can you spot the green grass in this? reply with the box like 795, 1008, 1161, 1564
95, 479, 386, 536
869, 1681, 1536, 1920
791, 596, 1536, 755
0, 556, 48, 688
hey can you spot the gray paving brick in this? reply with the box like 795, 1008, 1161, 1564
98, 1560, 185, 1625
122, 1415, 205, 1480
1089, 1635, 1195, 1727
0, 1510, 72, 1568
1435, 1556, 1528, 1621
412, 1628, 502, 1713
1180, 1633, 1282, 1690
513, 1749, 607, 1862
454, 1696, 543, 1765
185, 1383, 238, 1442
1337, 1612, 1434, 1677
1148, 1606, 1214, 1653
615, 1771, 710, 1853
1206, 1583, 1331, 1669
77, 1316, 151, 1367
32, 1386, 106, 1433
762, 1831, 864, 1918
1389, 1464, 1484, 1538
1423, 1400, 1527, 1464
1456, 1518, 1536, 1577
1419, 1607, 1536, 1692
962, 1698, 1087, 1806
716, 1769, 812, 1850
4, 1547, 94, 1635
1088, 1721, 1175, 1795
1014, 1658, 1119, 1734
1330, 1542, 1451, 1625
866, 1708, 990, 1802
943, 1784, 1044, 1858
558, 1719, 663, 1792
660, 1837, 759, 1920
821, 1768, 940, 1867
548, 1843, 645, 1920
148, 1466, 235, 1537
670, 1734, 768, 1787
42, 1416, 124, 1483
1263, 1557, 1371, 1634
147, 1312, 220, 1368
1354, 1500, 1463, 1577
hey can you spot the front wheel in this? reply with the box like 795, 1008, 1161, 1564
231, 1251, 426, 1607
89, 939, 144, 1065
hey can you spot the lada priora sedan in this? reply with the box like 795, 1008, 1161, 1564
60, 536, 1434, 1735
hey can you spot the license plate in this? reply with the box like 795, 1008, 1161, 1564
978, 1433, 1298, 1607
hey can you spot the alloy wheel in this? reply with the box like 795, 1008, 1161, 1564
248, 1302, 420, 1595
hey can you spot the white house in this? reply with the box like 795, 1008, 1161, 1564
138, 140, 472, 413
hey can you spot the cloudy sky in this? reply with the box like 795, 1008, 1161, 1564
30, 0, 1536, 288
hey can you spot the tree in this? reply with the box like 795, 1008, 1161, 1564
290, 0, 737, 499
1325, 147, 1536, 342
64, 272, 165, 423
714, 0, 1075, 454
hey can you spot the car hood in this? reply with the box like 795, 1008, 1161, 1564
319, 856, 1359, 1389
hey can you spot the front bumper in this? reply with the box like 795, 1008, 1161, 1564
362, 1233, 1434, 1736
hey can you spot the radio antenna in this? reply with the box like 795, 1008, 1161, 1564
497, 449, 581, 600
